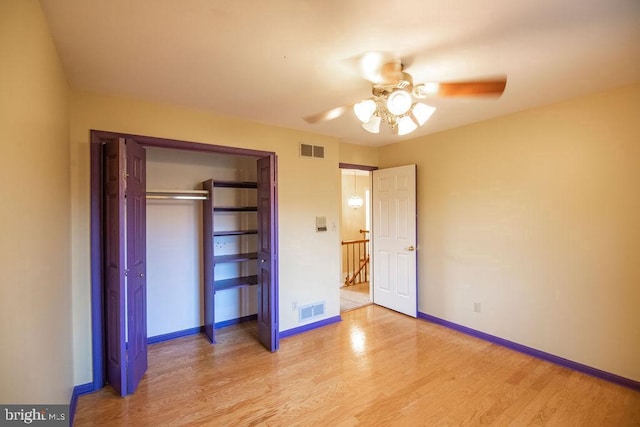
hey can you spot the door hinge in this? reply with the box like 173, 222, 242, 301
124, 269, 129, 276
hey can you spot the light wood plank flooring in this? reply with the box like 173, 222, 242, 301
75, 305, 640, 426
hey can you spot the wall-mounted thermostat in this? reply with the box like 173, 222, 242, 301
316, 216, 327, 232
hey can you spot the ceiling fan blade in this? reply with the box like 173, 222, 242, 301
303, 105, 349, 124
434, 78, 507, 97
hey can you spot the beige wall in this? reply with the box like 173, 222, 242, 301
339, 141, 378, 167
378, 83, 640, 381
69, 91, 343, 384
0, 0, 72, 403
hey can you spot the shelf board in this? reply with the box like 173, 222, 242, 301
213, 181, 257, 189
213, 229, 258, 236
214, 275, 258, 291
214, 206, 257, 212
214, 252, 258, 264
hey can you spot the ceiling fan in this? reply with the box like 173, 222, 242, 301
304, 52, 507, 136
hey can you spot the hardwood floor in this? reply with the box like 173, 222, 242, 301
75, 305, 640, 426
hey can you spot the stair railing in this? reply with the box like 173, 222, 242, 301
342, 234, 370, 286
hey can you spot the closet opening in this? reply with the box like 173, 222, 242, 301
90, 130, 279, 394
146, 148, 259, 344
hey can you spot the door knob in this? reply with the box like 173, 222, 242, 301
261, 259, 266, 263
407, 246, 415, 251
139, 273, 144, 278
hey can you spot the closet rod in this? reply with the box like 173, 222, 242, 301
146, 190, 209, 200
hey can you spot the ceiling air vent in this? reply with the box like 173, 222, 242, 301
313, 145, 324, 159
300, 143, 325, 159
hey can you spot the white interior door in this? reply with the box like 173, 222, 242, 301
372, 164, 417, 317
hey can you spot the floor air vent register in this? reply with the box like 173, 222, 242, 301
299, 302, 326, 322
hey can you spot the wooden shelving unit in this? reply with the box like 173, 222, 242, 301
202, 178, 259, 343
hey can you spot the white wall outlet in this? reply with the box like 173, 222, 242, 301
474, 302, 482, 313
291, 301, 297, 311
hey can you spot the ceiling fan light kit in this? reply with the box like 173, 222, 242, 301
351, 62, 441, 135
355, 93, 436, 135
304, 53, 506, 137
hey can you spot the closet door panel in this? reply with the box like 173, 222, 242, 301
125, 139, 148, 394
256, 155, 279, 351
103, 138, 127, 396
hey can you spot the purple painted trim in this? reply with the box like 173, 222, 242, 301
338, 162, 378, 171
279, 315, 342, 338
91, 129, 274, 158
215, 314, 258, 329
273, 155, 280, 350
90, 133, 104, 390
69, 382, 94, 426
204, 324, 216, 344
417, 312, 640, 391
146, 315, 260, 346
147, 326, 205, 345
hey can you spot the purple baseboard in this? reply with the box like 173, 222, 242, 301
69, 382, 94, 426
279, 315, 342, 338
147, 326, 205, 345
417, 312, 640, 392
147, 315, 259, 345
215, 314, 258, 329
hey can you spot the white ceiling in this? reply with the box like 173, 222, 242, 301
40, 0, 640, 146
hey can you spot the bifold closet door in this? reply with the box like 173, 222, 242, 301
104, 137, 148, 396
257, 155, 279, 351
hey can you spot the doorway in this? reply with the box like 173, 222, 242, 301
339, 164, 375, 312
338, 162, 419, 317
89, 130, 279, 394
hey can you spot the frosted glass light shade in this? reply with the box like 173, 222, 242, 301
386, 90, 412, 115
353, 99, 376, 123
412, 102, 436, 126
362, 115, 381, 133
347, 194, 363, 208
397, 116, 418, 136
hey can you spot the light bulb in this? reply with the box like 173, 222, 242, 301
347, 194, 363, 208
386, 90, 412, 115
